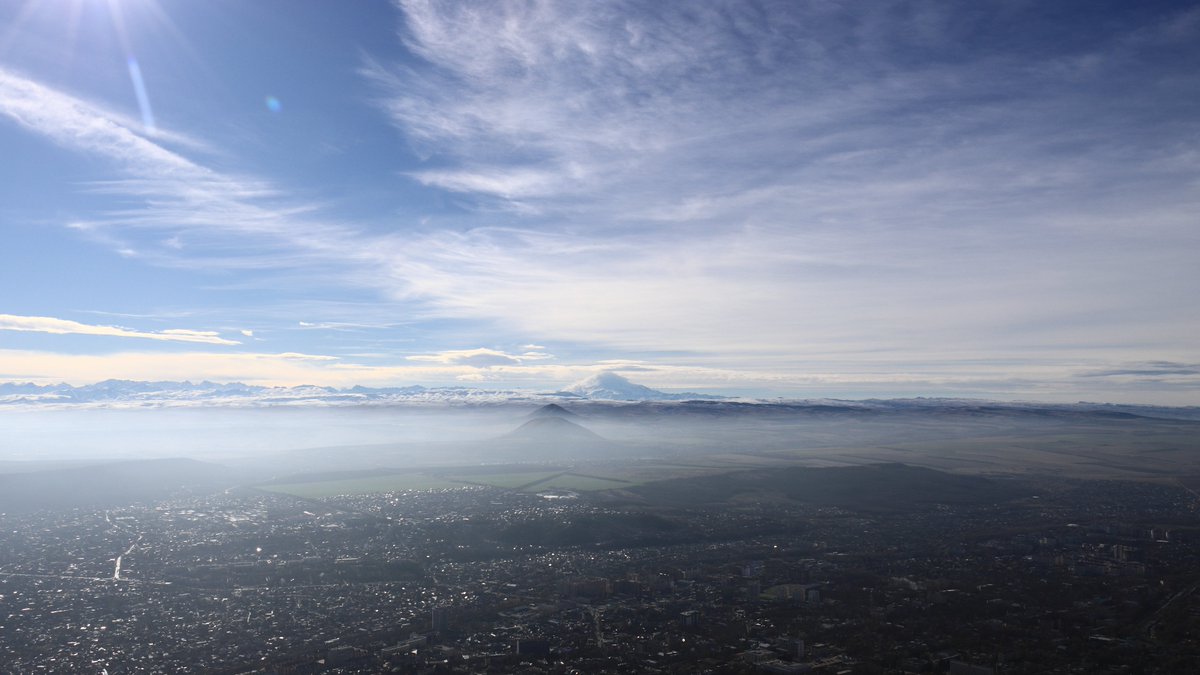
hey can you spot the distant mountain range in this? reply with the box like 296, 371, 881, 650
1, 375, 1199, 421
0, 372, 723, 407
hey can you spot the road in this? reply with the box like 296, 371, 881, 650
112, 535, 142, 580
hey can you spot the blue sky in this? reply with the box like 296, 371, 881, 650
1, 0, 1198, 402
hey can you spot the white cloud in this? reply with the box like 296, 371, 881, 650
0, 347, 944, 391
0, 349, 340, 386
0, 314, 239, 345
297, 320, 401, 331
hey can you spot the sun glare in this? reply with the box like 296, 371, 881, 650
2, 0, 195, 135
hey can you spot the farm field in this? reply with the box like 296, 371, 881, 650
258, 464, 681, 497
522, 473, 632, 492
441, 470, 562, 489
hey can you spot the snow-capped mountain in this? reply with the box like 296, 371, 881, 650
560, 372, 722, 401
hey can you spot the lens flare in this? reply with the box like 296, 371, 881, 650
126, 56, 156, 132
265, 96, 281, 113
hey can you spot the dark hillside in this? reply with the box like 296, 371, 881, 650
631, 463, 1028, 512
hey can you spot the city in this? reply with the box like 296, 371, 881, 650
2, 463, 1197, 673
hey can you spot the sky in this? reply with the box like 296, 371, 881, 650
0, 0, 1198, 403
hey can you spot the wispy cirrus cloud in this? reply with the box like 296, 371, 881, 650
0, 68, 199, 175
354, 0, 1200, 381
0, 66, 345, 267
0, 314, 239, 345
371, 0, 1200, 228
6, 14, 1196, 366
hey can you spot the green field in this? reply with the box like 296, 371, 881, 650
260, 474, 469, 498
522, 473, 633, 492
444, 471, 562, 489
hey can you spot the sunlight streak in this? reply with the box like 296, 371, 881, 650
125, 56, 155, 132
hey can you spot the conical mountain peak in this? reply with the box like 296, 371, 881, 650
504, 416, 603, 441
528, 403, 577, 418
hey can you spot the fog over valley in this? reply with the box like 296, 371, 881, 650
3, 375, 1199, 509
